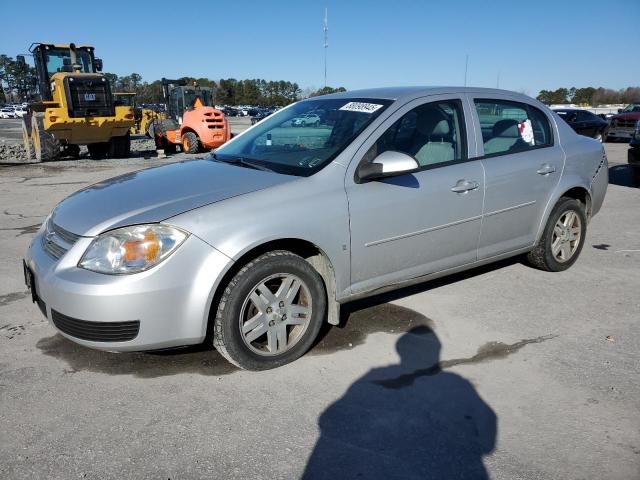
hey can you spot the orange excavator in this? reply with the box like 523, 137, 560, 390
153, 78, 231, 154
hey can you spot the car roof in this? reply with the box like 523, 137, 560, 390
311, 86, 538, 103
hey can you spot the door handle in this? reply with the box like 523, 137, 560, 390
536, 164, 556, 175
451, 179, 480, 193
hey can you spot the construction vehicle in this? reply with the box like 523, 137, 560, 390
18, 43, 135, 162
153, 78, 230, 154
113, 92, 167, 137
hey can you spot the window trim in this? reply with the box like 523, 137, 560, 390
473, 98, 555, 160
354, 98, 471, 183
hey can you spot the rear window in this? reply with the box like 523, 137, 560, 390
475, 99, 552, 156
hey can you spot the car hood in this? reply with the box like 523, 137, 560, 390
51, 159, 296, 237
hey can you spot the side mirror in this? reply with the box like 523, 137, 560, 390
93, 58, 103, 72
16, 55, 26, 66
357, 150, 419, 182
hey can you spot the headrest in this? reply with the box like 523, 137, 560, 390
431, 119, 450, 136
492, 119, 519, 138
416, 108, 449, 137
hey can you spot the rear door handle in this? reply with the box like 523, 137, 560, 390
536, 164, 556, 175
451, 179, 480, 193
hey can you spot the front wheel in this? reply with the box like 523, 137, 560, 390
526, 197, 587, 272
182, 131, 199, 154
213, 251, 326, 370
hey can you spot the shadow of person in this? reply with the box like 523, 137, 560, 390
302, 326, 497, 480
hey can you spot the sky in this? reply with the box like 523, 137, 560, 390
1, 0, 638, 97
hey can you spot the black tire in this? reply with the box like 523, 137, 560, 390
109, 133, 131, 158
21, 114, 35, 162
181, 131, 199, 154
213, 250, 327, 370
526, 197, 587, 272
87, 142, 110, 159
31, 113, 60, 162
314, 120, 320, 127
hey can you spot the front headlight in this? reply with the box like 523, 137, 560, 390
79, 224, 188, 274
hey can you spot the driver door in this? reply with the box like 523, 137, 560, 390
345, 95, 484, 295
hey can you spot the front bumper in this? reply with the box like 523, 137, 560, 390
24, 228, 233, 352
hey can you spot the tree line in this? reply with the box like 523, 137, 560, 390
0, 52, 346, 106
536, 86, 640, 106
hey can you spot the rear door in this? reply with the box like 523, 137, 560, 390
471, 97, 563, 259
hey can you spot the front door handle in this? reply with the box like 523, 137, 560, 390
451, 179, 480, 193
537, 164, 556, 175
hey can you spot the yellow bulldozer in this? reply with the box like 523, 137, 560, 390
113, 92, 167, 137
18, 43, 135, 161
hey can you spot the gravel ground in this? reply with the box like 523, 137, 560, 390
0, 117, 252, 163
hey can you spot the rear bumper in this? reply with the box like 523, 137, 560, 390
24, 228, 234, 352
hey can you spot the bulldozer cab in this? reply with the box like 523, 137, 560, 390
113, 92, 136, 108
30, 43, 102, 101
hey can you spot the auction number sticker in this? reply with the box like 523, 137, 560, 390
339, 102, 384, 113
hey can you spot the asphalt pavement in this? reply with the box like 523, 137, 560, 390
0, 142, 638, 479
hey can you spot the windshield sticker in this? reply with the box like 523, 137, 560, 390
339, 102, 384, 114
518, 119, 535, 145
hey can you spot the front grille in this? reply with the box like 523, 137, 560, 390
51, 310, 140, 342
204, 111, 225, 129
64, 75, 115, 118
41, 218, 80, 260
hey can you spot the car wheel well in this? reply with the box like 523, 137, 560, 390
561, 187, 592, 219
205, 239, 338, 344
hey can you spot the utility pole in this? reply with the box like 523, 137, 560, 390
464, 55, 468, 87
323, 7, 328, 88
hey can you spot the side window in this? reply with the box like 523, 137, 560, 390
474, 100, 552, 156
364, 100, 466, 168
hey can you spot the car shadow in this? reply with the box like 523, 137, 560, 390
609, 164, 640, 188
302, 326, 497, 479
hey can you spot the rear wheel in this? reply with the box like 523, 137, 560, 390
31, 113, 60, 162
87, 142, 110, 159
109, 133, 131, 158
526, 197, 587, 272
213, 251, 326, 370
181, 131, 199, 154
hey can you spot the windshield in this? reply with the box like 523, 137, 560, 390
184, 89, 213, 108
622, 103, 640, 113
215, 97, 392, 176
45, 48, 94, 75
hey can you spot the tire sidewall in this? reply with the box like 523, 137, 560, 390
540, 198, 587, 271
216, 253, 326, 370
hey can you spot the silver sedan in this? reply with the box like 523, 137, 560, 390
24, 87, 608, 370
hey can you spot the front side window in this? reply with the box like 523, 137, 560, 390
215, 98, 392, 176
362, 100, 466, 168
475, 100, 552, 156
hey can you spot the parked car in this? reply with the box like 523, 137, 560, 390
250, 109, 273, 125
13, 106, 27, 118
24, 87, 608, 370
553, 108, 608, 142
604, 102, 640, 142
291, 113, 321, 127
0, 107, 17, 119
628, 120, 640, 164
